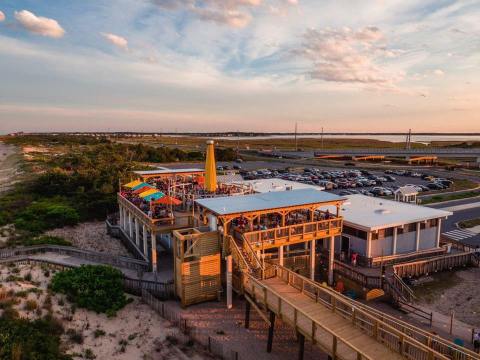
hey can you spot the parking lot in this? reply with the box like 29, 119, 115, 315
216, 161, 455, 197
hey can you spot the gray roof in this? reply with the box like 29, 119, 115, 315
195, 189, 344, 216
134, 168, 204, 175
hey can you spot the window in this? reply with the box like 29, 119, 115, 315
420, 222, 426, 230
429, 219, 439, 227
343, 225, 367, 240
407, 223, 417, 233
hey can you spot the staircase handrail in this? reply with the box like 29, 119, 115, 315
241, 233, 264, 271
227, 236, 252, 274
392, 272, 416, 302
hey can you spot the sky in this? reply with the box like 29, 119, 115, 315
0, 0, 479, 133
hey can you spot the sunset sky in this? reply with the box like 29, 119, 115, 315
0, 0, 479, 133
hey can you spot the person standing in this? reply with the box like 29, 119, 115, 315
474, 330, 480, 353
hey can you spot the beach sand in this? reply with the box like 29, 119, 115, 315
46, 221, 132, 257
0, 262, 208, 360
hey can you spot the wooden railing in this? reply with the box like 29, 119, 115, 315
0, 245, 149, 272
242, 217, 343, 250
391, 272, 416, 303
333, 260, 382, 289
370, 247, 447, 267
394, 252, 479, 278
244, 265, 449, 360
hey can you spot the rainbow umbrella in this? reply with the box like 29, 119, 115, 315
133, 184, 155, 194
154, 195, 182, 206
124, 179, 142, 188
139, 188, 159, 198
143, 192, 165, 202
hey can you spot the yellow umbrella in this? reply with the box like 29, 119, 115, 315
124, 179, 142, 188
139, 188, 158, 198
204, 140, 217, 192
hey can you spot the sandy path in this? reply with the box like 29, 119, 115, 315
46, 221, 132, 257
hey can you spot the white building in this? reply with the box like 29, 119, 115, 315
394, 186, 418, 204
232, 178, 325, 193
324, 194, 452, 266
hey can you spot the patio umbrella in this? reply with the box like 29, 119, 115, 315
143, 192, 165, 202
204, 140, 217, 192
131, 182, 151, 191
154, 195, 182, 206
124, 179, 142, 188
133, 184, 155, 194
139, 188, 159, 198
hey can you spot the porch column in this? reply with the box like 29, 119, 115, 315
392, 227, 398, 255
416, 222, 421, 251
436, 219, 442, 248
328, 236, 335, 285
134, 218, 140, 247
279, 246, 284, 266
310, 239, 316, 281
119, 205, 124, 230
128, 211, 133, 239
226, 255, 232, 309
142, 224, 148, 254
366, 232, 372, 258
151, 231, 157, 272
122, 207, 127, 230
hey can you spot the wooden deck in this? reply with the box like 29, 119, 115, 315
263, 277, 404, 360
243, 266, 451, 360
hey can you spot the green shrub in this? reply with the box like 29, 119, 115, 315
51, 265, 127, 315
93, 329, 106, 338
66, 328, 84, 344
24, 300, 38, 311
0, 316, 71, 360
24, 235, 72, 247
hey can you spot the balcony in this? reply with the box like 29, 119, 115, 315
241, 217, 343, 251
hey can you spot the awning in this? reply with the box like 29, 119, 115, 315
143, 192, 165, 202
139, 188, 159, 198
124, 179, 142, 188
154, 195, 182, 206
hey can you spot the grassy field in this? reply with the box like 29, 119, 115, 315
421, 189, 480, 205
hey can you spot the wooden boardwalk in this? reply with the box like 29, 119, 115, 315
242, 266, 453, 360
264, 276, 404, 360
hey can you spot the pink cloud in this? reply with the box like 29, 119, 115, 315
14, 10, 65, 38
101, 33, 129, 50
0, 11, 5, 22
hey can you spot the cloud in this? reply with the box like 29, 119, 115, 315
101, 33, 129, 50
295, 27, 401, 86
0, 11, 5, 22
433, 69, 444, 76
150, 0, 294, 27
14, 10, 65, 38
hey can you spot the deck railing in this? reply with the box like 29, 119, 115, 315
242, 217, 342, 250
267, 265, 451, 360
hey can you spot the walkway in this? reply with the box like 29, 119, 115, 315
262, 276, 404, 360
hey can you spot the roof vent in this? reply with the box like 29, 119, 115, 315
375, 208, 391, 215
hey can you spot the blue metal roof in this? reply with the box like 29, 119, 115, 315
195, 189, 344, 216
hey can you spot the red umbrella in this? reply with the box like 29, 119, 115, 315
154, 195, 182, 206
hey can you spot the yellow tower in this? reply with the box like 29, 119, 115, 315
204, 140, 217, 192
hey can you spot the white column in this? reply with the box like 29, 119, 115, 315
436, 219, 442, 248
151, 231, 157, 272
416, 222, 421, 251
328, 236, 335, 285
392, 227, 398, 255
122, 207, 126, 230
142, 224, 148, 254
119, 206, 124, 229
134, 218, 140, 247
310, 239, 316, 281
366, 232, 372, 258
128, 212, 133, 239
279, 246, 284, 267
226, 255, 232, 309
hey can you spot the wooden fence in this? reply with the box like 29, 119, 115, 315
0, 245, 149, 272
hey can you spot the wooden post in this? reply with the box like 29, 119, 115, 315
267, 311, 276, 353
134, 218, 140, 247
310, 239, 316, 281
245, 301, 251, 329
128, 211, 133, 239
436, 218, 442, 248
328, 236, 335, 285
298, 332, 305, 360
151, 231, 157, 273
450, 311, 454, 335
226, 255, 233, 309
279, 245, 284, 266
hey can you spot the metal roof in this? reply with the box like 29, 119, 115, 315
321, 194, 452, 231
233, 178, 325, 193
195, 189, 344, 216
